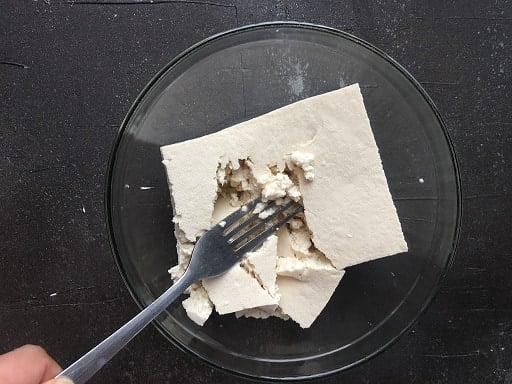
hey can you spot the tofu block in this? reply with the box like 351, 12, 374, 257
161, 83, 408, 328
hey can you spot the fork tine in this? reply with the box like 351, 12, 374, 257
219, 197, 263, 230
233, 203, 303, 255
227, 199, 291, 243
224, 199, 277, 239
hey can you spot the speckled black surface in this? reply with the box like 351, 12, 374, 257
1, 1, 511, 383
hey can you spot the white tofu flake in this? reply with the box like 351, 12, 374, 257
182, 286, 213, 326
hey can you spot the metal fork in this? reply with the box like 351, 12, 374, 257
57, 197, 302, 384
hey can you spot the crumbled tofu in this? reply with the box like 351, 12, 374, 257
161, 83, 408, 328
258, 172, 295, 201
235, 305, 290, 320
182, 286, 213, 326
244, 235, 280, 297
277, 268, 344, 328
257, 206, 276, 219
288, 151, 315, 181
202, 236, 279, 314
253, 202, 266, 214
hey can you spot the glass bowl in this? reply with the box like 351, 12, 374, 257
106, 22, 461, 380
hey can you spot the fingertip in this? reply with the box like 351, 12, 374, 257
43, 378, 74, 384
16, 344, 48, 357
10, 344, 62, 380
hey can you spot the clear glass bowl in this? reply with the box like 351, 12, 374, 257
106, 22, 461, 380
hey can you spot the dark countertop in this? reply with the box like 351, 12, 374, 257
2, 1, 511, 383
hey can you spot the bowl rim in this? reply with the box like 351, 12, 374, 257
105, 21, 462, 381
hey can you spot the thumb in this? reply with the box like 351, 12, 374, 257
43, 378, 74, 384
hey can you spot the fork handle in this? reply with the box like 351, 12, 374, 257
57, 272, 195, 384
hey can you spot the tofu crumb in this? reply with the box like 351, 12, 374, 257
258, 207, 276, 219
258, 172, 294, 201
253, 202, 266, 214
288, 151, 315, 181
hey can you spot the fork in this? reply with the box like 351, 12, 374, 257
56, 197, 302, 384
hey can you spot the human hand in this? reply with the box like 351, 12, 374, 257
0, 344, 72, 384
